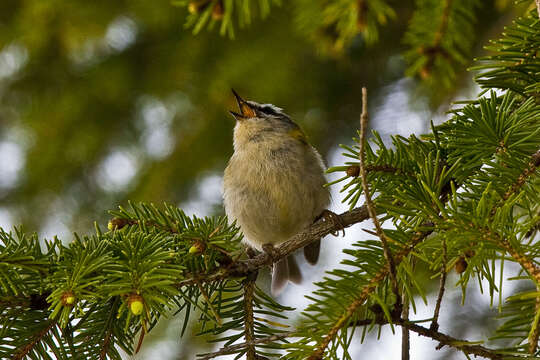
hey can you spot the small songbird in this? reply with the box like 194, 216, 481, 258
223, 90, 331, 295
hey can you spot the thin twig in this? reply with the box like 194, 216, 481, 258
358, 87, 400, 304
310, 223, 434, 359
430, 237, 447, 331
536, 0, 540, 21
353, 317, 507, 359
243, 271, 257, 360
402, 293, 410, 360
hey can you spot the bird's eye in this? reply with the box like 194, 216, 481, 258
260, 106, 279, 116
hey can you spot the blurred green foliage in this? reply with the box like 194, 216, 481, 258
0, 0, 515, 238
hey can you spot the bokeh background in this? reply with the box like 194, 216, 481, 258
0, 0, 530, 359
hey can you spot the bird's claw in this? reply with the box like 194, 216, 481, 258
316, 209, 346, 237
262, 243, 279, 262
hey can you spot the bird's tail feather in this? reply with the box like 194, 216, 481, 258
271, 255, 303, 296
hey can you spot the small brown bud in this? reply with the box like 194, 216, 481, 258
128, 294, 144, 316
455, 256, 468, 274
212, 1, 224, 20
189, 240, 206, 255
346, 165, 360, 177
61, 291, 76, 307
108, 217, 130, 230
464, 249, 475, 258
188, 0, 210, 14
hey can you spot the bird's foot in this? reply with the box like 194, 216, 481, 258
262, 243, 279, 262
316, 209, 345, 237
246, 247, 258, 259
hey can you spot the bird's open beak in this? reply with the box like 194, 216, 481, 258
230, 89, 256, 120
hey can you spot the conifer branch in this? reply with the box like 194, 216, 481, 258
13, 320, 57, 360
492, 149, 540, 215
420, 0, 453, 76
309, 224, 434, 359
358, 87, 401, 305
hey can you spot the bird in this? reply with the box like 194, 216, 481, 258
223, 89, 333, 296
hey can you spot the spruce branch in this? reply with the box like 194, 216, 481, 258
13, 320, 57, 360
308, 224, 434, 359
358, 87, 401, 306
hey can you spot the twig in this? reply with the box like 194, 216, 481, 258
352, 317, 508, 359
402, 293, 410, 360
197, 331, 296, 360
243, 271, 257, 360
309, 223, 434, 359
399, 319, 505, 359
430, 237, 447, 331
358, 87, 400, 304
536, 0, 540, 21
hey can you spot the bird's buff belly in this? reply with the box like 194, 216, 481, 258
224, 183, 315, 251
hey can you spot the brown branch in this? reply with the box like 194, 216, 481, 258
358, 87, 400, 304
176, 206, 371, 287
13, 320, 57, 360
402, 294, 410, 360
355, 317, 507, 359
430, 237, 447, 331
309, 223, 434, 359
243, 271, 257, 360
399, 320, 505, 359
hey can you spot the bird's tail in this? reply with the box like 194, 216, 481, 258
271, 255, 302, 296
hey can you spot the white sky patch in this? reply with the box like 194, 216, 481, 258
136, 92, 193, 160
180, 174, 223, 217
0, 207, 13, 231
372, 78, 430, 141
105, 16, 137, 52
70, 16, 137, 67
0, 42, 28, 81
96, 149, 139, 192
139, 96, 176, 159
0, 141, 25, 189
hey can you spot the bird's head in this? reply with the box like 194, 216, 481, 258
229, 89, 290, 122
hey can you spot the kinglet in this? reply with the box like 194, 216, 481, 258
223, 90, 331, 295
